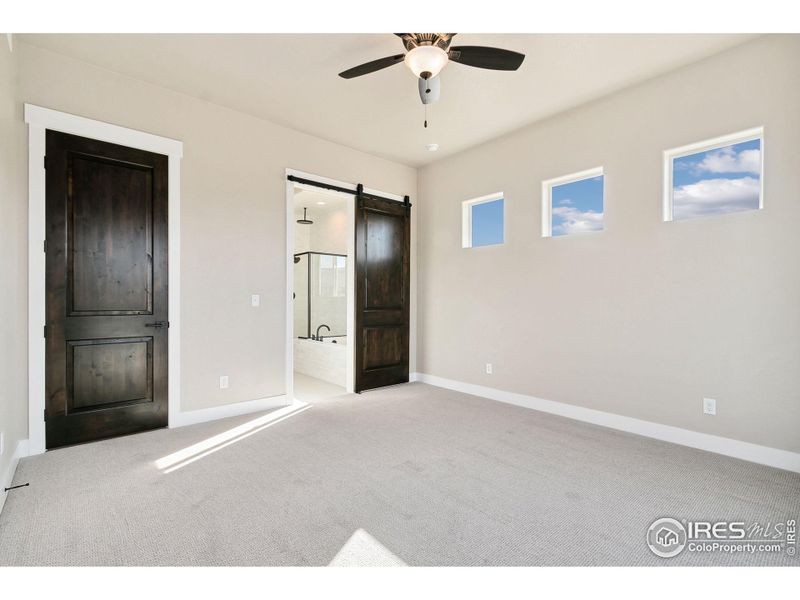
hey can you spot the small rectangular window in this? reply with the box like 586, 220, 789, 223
663, 128, 763, 221
542, 168, 604, 237
462, 193, 504, 248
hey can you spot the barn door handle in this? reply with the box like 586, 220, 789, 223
145, 321, 170, 328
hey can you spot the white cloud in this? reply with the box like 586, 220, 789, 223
552, 206, 603, 235
695, 146, 760, 175
672, 176, 760, 220
557, 198, 573, 205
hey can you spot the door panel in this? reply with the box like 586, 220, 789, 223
45, 130, 168, 449
364, 211, 404, 309
69, 155, 153, 315
362, 328, 404, 370
68, 338, 152, 411
354, 192, 411, 392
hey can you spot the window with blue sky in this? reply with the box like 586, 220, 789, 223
467, 197, 504, 247
550, 175, 604, 236
670, 137, 761, 221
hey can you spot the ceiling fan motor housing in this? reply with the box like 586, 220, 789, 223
400, 33, 455, 52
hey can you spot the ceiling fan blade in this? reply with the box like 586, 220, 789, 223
338, 54, 405, 79
448, 46, 525, 71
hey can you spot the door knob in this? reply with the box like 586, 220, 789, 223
145, 321, 170, 328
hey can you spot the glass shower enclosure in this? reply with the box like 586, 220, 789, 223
293, 251, 347, 340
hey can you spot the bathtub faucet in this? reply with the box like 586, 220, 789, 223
315, 324, 331, 342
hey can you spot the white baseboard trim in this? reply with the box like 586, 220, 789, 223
414, 373, 800, 474
0, 439, 30, 516
170, 395, 290, 428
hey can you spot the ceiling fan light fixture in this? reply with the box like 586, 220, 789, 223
404, 45, 448, 79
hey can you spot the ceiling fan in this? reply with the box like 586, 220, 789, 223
338, 34, 525, 109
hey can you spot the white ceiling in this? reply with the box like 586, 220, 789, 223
19, 33, 757, 167
294, 188, 348, 218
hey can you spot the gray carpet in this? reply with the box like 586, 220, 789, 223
1, 383, 798, 566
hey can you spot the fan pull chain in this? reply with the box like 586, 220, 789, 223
424, 104, 427, 129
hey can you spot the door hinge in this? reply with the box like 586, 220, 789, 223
43, 239, 47, 253
43, 324, 47, 338
43, 155, 47, 170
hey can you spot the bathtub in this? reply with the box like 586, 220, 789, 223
294, 337, 348, 387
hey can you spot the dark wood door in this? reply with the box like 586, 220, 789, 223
354, 190, 411, 392
45, 130, 168, 449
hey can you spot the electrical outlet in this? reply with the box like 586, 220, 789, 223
703, 397, 716, 415
251, 294, 260, 307
219, 375, 229, 390
486, 363, 493, 375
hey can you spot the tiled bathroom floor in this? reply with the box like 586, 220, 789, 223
293, 372, 347, 402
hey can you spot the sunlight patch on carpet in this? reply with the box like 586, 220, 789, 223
328, 529, 407, 567
155, 401, 311, 473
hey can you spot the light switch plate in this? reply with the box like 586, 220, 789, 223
486, 363, 493, 375
251, 294, 260, 307
703, 397, 716, 415
219, 375, 229, 389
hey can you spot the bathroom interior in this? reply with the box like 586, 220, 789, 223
293, 187, 351, 401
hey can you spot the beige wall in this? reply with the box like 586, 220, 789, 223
0, 41, 27, 482
417, 35, 800, 452
12, 41, 417, 417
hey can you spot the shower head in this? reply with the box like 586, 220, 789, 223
297, 207, 313, 225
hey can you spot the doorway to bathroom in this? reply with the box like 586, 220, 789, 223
289, 177, 355, 402
285, 169, 412, 402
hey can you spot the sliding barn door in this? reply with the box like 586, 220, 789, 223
354, 191, 411, 392
45, 130, 169, 449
